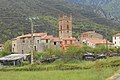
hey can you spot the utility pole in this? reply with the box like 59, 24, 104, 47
30, 18, 34, 65
105, 31, 109, 55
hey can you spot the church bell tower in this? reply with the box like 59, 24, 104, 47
59, 15, 72, 38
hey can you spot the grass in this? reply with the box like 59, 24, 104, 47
0, 67, 119, 80
0, 57, 120, 80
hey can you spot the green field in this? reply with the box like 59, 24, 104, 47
0, 57, 120, 80
0, 67, 119, 80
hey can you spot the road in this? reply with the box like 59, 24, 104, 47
113, 77, 120, 80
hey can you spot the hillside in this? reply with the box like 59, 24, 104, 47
0, 0, 119, 42
68, 0, 120, 21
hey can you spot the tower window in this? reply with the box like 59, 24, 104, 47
67, 25, 69, 30
61, 26, 62, 30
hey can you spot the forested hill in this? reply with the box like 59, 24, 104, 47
0, 0, 119, 42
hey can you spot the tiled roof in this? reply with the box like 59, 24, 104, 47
62, 37, 76, 40
81, 31, 95, 35
113, 33, 120, 37
51, 37, 62, 42
41, 35, 53, 40
14, 33, 47, 39
85, 38, 113, 44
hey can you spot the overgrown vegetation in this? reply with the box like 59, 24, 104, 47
34, 46, 120, 63
0, 40, 12, 57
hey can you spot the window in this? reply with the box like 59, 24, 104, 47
67, 31, 69, 33
34, 46, 37, 51
54, 42, 56, 45
14, 44, 15, 46
115, 42, 116, 44
46, 39, 48, 43
115, 37, 116, 40
60, 42, 62, 44
65, 40, 67, 44
61, 26, 62, 30
70, 40, 72, 44
22, 39, 25, 43
67, 25, 69, 30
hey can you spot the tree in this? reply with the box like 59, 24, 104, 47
0, 40, 12, 57
3, 40, 12, 52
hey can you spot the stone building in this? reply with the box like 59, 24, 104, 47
83, 37, 113, 48
80, 31, 104, 44
50, 37, 62, 49
80, 31, 103, 40
59, 15, 72, 38
12, 33, 47, 54
61, 37, 78, 50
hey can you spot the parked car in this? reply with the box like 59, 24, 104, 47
96, 54, 107, 59
82, 52, 95, 61
109, 53, 120, 57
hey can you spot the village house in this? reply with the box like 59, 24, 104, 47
83, 37, 113, 48
113, 33, 120, 48
80, 31, 103, 41
61, 37, 78, 50
79, 31, 113, 48
50, 37, 62, 49
12, 33, 47, 54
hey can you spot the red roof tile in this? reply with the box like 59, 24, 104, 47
62, 37, 76, 40
51, 37, 62, 42
113, 33, 120, 37
81, 31, 95, 35
41, 35, 53, 40
85, 38, 113, 44
15, 33, 47, 39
